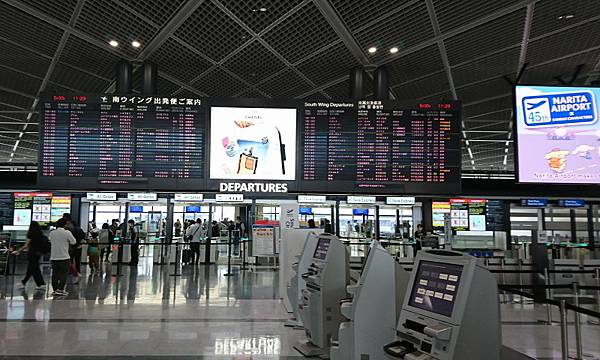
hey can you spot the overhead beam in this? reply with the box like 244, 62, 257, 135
313, 0, 370, 65
104, 0, 208, 93
7, 0, 86, 161
2, 0, 134, 61
300, 0, 539, 98
211, 0, 326, 98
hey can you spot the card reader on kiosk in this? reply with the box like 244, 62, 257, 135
384, 249, 501, 360
331, 240, 410, 360
294, 234, 350, 357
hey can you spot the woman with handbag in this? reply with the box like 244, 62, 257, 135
13, 221, 48, 291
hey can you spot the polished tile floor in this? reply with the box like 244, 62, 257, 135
0, 256, 599, 359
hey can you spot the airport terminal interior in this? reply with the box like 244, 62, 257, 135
1, 0, 600, 359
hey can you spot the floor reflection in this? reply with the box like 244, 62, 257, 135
0, 256, 280, 304
215, 336, 281, 356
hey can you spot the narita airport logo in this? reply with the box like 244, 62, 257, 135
522, 90, 597, 127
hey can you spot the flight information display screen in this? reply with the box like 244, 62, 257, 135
408, 260, 463, 317
515, 85, 600, 184
38, 94, 206, 190
301, 100, 461, 194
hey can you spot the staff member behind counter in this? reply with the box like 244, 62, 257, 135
414, 223, 425, 253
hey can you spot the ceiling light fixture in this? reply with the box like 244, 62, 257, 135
368, 47, 377, 54
131, 40, 141, 48
109, 40, 119, 47
557, 14, 574, 20
390, 47, 398, 54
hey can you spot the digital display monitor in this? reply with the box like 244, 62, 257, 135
313, 237, 331, 260
185, 206, 201, 213
209, 106, 297, 181
408, 260, 463, 317
515, 85, 600, 184
301, 100, 461, 194
432, 201, 450, 228
13, 192, 62, 226
129, 206, 143, 213
38, 94, 206, 190
298, 207, 313, 215
352, 208, 369, 216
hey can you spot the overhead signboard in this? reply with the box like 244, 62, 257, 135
174, 193, 204, 202
301, 99, 461, 194
87, 192, 117, 201
38, 94, 205, 190
347, 196, 376, 204
298, 195, 327, 203
127, 193, 157, 201
558, 199, 585, 207
521, 198, 548, 207
386, 196, 416, 205
215, 194, 244, 202
515, 85, 600, 184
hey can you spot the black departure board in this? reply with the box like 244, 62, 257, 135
486, 200, 510, 231
38, 94, 205, 190
301, 100, 461, 194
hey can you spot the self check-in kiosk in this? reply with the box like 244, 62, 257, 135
295, 234, 350, 357
384, 250, 501, 360
286, 231, 321, 327
331, 240, 410, 360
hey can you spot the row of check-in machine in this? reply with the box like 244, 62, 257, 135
287, 233, 532, 359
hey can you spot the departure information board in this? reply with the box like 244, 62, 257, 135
301, 100, 461, 194
39, 94, 205, 190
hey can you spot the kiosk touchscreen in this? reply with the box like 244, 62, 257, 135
384, 250, 501, 360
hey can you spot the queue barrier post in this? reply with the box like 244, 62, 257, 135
544, 268, 554, 324
559, 300, 569, 360
572, 282, 583, 360
112, 242, 124, 277
224, 233, 233, 277
170, 242, 181, 277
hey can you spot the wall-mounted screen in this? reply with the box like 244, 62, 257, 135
298, 207, 313, 215
13, 192, 69, 226
301, 100, 461, 194
432, 201, 450, 228
209, 106, 297, 181
515, 85, 600, 184
352, 208, 369, 216
408, 260, 463, 317
38, 94, 205, 190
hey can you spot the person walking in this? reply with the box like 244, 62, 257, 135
99, 223, 110, 262
174, 219, 182, 237
13, 221, 48, 292
49, 218, 76, 297
186, 218, 203, 265
234, 216, 245, 256
87, 232, 100, 274
128, 220, 139, 267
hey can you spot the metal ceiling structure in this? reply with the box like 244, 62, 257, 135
0, 0, 599, 176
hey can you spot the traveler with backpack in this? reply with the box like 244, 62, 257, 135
13, 221, 49, 291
